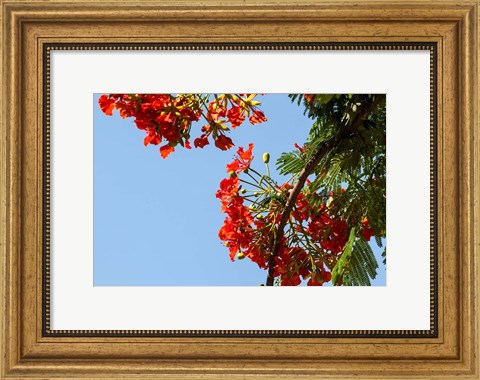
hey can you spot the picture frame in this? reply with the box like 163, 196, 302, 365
1, 0, 478, 378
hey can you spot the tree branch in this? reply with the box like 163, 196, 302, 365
265, 96, 381, 286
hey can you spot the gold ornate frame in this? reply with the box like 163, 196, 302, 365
1, 0, 478, 378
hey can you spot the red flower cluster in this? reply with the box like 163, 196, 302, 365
216, 159, 379, 286
98, 93, 267, 158
272, 245, 331, 286
99, 94, 201, 158
216, 145, 271, 269
304, 209, 349, 254
217, 179, 254, 260
216, 146, 341, 286
194, 94, 267, 150
288, 189, 349, 255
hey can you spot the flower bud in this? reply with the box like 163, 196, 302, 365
237, 252, 245, 260
229, 171, 237, 178
240, 188, 247, 194
263, 152, 270, 164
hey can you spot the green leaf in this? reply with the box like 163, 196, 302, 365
276, 151, 304, 176
342, 239, 379, 286
331, 227, 356, 285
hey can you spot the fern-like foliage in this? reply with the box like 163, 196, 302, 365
332, 230, 379, 286
280, 93, 386, 285
276, 150, 305, 176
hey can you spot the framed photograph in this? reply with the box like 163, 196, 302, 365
1, 0, 478, 378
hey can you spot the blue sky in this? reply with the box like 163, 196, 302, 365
93, 94, 386, 286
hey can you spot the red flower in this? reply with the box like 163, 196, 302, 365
159, 122, 180, 143
216, 177, 239, 200
114, 99, 135, 119
216, 177, 243, 214
184, 140, 191, 149
98, 95, 116, 116
360, 218, 374, 241
218, 203, 254, 261
304, 94, 316, 104
208, 101, 227, 121
194, 134, 209, 148
307, 276, 323, 286
179, 106, 201, 122
289, 273, 302, 286
227, 106, 245, 128
143, 130, 160, 146
249, 109, 267, 125
159, 144, 175, 159
134, 119, 154, 131
294, 193, 310, 221
214, 135, 234, 151
294, 143, 305, 152
307, 263, 332, 286
156, 112, 176, 126
306, 208, 349, 255
226, 144, 254, 173
151, 95, 170, 109
237, 143, 254, 162
322, 270, 332, 283
320, 218, 348, 253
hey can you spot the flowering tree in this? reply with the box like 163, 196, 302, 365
98, 93, 386, 286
